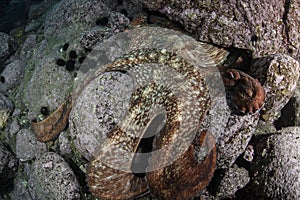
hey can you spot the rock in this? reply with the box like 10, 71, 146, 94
28, 152, 81, 200
107, 11, 130, 30
80, 11, 130, 50
22, 41, 73, 121
103, 0, 144, 20
28, 0, 60, 20
19, 34, 37, 61
0, 32, 11, 65
70, 71, 134, 159
9, 173, 32, 200
216, 113, 259, 168
25, 20, 42, 33
0, 59, 25, 92
216, 165, 250, 199
135, 0, 300, 60
286, 0, 300, 59
0, 141, 18, 189
8, 119, 20, 136
250, 127, 300, 199
251, 54, 299, 123
80, 27, 114, 50
0, 93, 14, 129
58, 131, 72, 156
44, 0, 110, 39
201, 94, 259, 168
16, 129, 47, 161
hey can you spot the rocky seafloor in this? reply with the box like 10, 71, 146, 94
0, 0, 299, 199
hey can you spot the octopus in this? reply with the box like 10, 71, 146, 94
31, 27, 265, 200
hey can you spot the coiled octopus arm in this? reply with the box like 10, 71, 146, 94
86, 48, 216, 200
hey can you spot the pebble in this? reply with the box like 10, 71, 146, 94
28, 152, 81, 200
251, 127, 300, 199
0, 32, 10, 65
0, 59, 25, 92
0, 93, 14, 129
16, 129, 47, 161
216, 165, 250, 199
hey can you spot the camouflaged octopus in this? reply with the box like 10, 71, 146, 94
31, 27, 267, 200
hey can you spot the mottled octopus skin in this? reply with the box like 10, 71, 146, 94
86, 48, 216, 200
221, 69, 265, 114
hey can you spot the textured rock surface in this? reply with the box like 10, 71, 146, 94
251, 127, 300, 200
16, 129, 47, 161
44, 0, 110, 39
0, 93, 14, 129
22, 39, 74, 121
28, 0, 60, 20
9, 174, 32, 200
216, 165, 250, 199
28, 152, 81, 200
0, 59, 25, 92
58, 131, 72, 156
251, 54, 299, 123
135, 0, 300, 59
18, 34, 37, 61
216, 113, 259, 168
70, 72, 134, 159
0, 32, 11, 65
0, 141, 18, 189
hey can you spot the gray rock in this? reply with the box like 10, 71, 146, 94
103, 0, 143, 20
9, 173, 32, 200
0, 32, 10, 65
19, 34, 37, 61
70, 72, 134, 159
201, 94, 259, 168
8, 119, 20, 136
28, 152, 81, 200
135, 0, 300, 60
22, 42, 73, 121
251, 54, 299, 123
58, 131, 72, 156
44, 0, 110, 39
24, 20, 42, 33
80, 26, 114, 50
251, 127, 300, 199
80, 12, 129, 50
0, 141, 18, 188
0, 59, 25, 91
293, 79, 300, 125
216, 165, 250, 199
286, 0, 300, 59
107, 11, 130, 30
16, 129, 47, 161
0, 93, 14, 129
28, 0, 60, 20
216, 113, 259, 168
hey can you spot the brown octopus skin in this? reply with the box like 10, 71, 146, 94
222, 69, 265, 113
31, 95, 72, 142
146, 130, 216, 200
